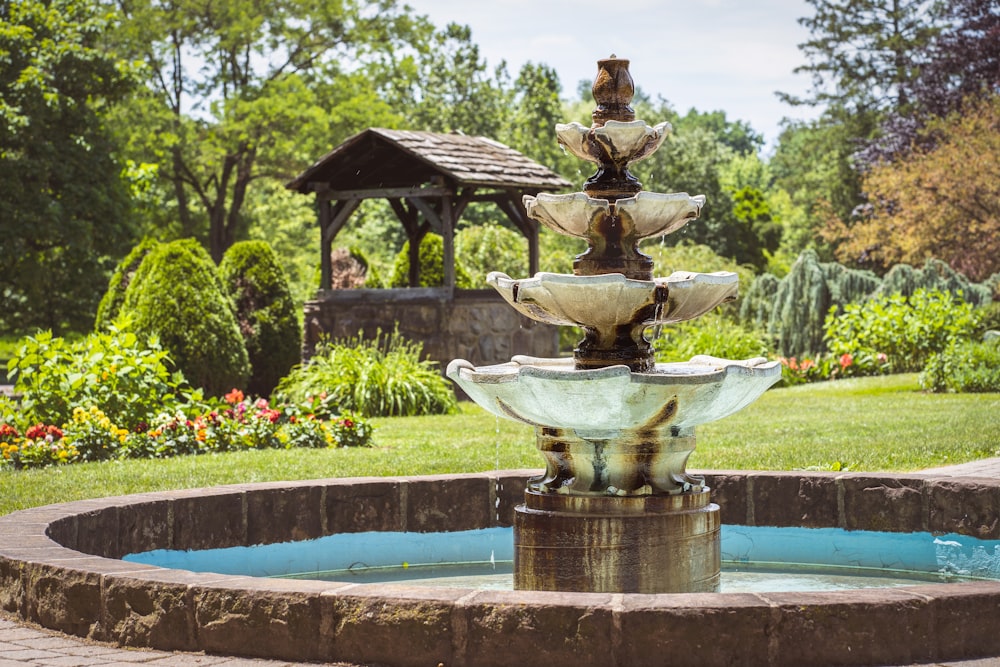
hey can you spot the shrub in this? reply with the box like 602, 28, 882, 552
976, 302, 1000, 336
825, 289, 980, 373
219, 241, 301, 397
921, 338, 1000, 393
120, 239, 250, 396
275, 329, 457, 417
94, 237, 158, 330
6, 320, 179, 429
389, 233, 474, 288
456, 223, 529, 284
652, 312, 772, 363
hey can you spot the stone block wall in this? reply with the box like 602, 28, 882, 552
302, 288, 559, 368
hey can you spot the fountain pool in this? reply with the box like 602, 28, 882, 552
123, 524, 1000, 592
4, 470, 1000, 666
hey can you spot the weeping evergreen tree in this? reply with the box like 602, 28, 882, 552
877, 259, 992, 306
767, 250, 879, 357
739, 272, 781, 333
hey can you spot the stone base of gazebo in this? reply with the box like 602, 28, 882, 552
302, 287, 559, 369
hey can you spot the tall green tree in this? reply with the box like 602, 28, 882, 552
111, 0, 431, 262
0, 0, 137, 333
781, 0, 939, 115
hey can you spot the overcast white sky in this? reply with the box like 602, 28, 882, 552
405, 0, 823, 151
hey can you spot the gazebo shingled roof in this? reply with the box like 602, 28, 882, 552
287, 128, 571, 193
287, 128, 572, 290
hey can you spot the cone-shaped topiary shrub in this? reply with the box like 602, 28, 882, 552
219, 240, 300, 397
120, 239, 250, 396
389, 233, 474, 288
94, 237, 159, 330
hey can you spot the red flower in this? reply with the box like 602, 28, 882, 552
341, 418, 354, 429
839, 353, 854, 369
224, 388, 244, 405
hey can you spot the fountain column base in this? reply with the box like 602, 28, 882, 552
513, 489, 720, 593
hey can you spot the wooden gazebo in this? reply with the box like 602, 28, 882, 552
287, 128, 572, 366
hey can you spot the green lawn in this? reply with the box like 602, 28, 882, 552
2, 374, 998, 515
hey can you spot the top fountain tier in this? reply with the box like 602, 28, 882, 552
522, 56, 703, 281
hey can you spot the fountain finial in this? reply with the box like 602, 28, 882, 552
591, 56, 635, 127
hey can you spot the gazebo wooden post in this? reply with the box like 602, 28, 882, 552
318, 198, 332, 290
441, 194, 455, 288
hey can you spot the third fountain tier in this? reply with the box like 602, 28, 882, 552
447, 56, 781, 594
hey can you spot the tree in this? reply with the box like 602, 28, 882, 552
111, 0, 432, 262
857, 0, 1000, 165
780, 0, 939, 116
0, 0, 137, 333
835, 94, 1000, 282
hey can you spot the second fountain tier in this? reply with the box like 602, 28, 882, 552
488, 269, 738, 372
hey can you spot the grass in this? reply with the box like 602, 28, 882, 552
2, 374, 998, 516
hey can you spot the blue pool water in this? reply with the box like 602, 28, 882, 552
123, 525, 1000, 592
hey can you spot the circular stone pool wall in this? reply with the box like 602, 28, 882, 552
2, 470, 1000, 666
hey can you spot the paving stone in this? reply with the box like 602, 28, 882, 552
1, 646, 64, 660
31, 655, 113, 666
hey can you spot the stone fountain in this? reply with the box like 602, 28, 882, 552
447, 56, 781, 594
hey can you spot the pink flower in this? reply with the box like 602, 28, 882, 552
877, 353, 888, 363
255, 398, 269, 410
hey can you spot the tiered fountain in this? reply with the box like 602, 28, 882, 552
447, 56, 781, 594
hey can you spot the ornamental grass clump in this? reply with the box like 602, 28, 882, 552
275, 328, 457, 417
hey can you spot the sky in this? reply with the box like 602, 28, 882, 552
404, 0, 823, 151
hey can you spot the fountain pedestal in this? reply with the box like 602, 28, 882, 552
514, 490, 720, 593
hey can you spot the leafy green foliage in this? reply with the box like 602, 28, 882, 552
219, 241, 301, 397
652, 313, 772, 363
825, 289, 981, 373
6, 320, 178, 430
110, 0, 432, 261
120, 239, 250, 396
389, 233, 474, 288
455, 223, 528, 285
274, 330, 457, 417
921, 338, 1000, 393
0, 0, 138, 333
95, 238, 159, 330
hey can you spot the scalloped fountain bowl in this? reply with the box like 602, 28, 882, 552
447, 354, 781, 435
4, 471, 1000, 666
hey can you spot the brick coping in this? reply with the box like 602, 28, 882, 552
2, 470, 1000, 666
